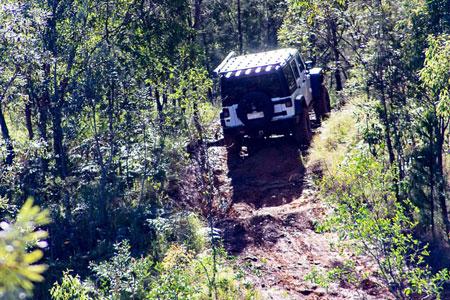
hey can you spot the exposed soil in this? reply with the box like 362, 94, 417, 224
206, 135, 393, 299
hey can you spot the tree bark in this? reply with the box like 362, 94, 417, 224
25, 101, 34, 140
237, 0, 243, 53
37, 64, 51, 141
429, 125, 437, 241
437, 117, 449, 242
51, 103, 67, 179
0, 71, 18, 165
155, 89, 165, 131
330, 20, 343, 91
0, 104, 14, 165
193, 0, 203, 30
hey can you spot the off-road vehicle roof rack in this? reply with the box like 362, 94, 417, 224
214, 48, 297, 77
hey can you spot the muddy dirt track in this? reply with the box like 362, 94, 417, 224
207, 136, 393, 299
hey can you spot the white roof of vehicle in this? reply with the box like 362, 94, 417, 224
214, 48, 297, 76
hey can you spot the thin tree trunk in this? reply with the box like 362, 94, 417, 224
330, 20, 343, 91
25, 101, 34, 140
378, 75, 400, 203
429, 126, 437, 241
51, 103, 67, 179
437, 118, 449, 242
379, 86, 395, 166
91, 101, 108, 225
0, 104, 14, 165
155, 89, 164, 130
193, 0, 203, 30
37, 64, 50, 141
237, 0, 243, 53
0, 71, 18, 165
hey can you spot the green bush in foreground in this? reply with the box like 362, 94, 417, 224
50, 221, 258, 300
0, 199, 50, 299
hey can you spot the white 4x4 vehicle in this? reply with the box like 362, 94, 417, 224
214, 48, 330, 153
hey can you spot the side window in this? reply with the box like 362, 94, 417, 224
290, 60, 300, 79
283, 65, 297, 94
296, 54, 305, 72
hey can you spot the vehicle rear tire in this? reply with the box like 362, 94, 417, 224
293, 106, 312, 146
224, 132, 242, 155
323, 86, 331, 114
313, 86, 329, 122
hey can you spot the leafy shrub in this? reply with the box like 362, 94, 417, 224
50, 211, 255, 300
308, 104, 450, 299
50, 271, 96, 300
322, 146, 449, 297
51, 241, 258, 300
147, 245, 258, 300
149, 212, 207, 257
0, 199, 50, 299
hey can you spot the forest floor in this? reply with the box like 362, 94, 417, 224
205, 131, 393, 299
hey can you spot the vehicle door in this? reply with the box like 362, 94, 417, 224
294, 54, 313, 105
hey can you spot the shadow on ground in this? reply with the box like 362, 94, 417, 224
228, 136, 306, 208
212, 136, 307, 255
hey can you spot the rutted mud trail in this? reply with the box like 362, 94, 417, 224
208, 137, 392, 299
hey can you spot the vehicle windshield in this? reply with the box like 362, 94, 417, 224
220, 73, 286, 105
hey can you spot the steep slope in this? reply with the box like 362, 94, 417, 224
208, 136, 392, 299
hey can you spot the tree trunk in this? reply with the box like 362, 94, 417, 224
379, 86, 395, 167
0, 71, 18, 165
437, 117, 449, 242
25, 101, 34, 140
237, 0, 243, 53
378, 76, 399, 202
429, 126, 437, 241
51, 103, 67, 179
193, 0, 203, 30
155, 89, 164, 130
37, 64, 51, 141
91, 102, 108, 226
330, 20, 343, 91
0, 104, 14, 165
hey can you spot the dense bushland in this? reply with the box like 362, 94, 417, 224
1, 0, 449, 298
281, 0, 450, 247
307, 101, 449, 298
281, 0, 450, 297
0, 0, 290, 298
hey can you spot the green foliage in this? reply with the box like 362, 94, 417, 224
51, 242, 258, 300
0, 199, 50, 299
420, 34, 450, 117
315, 124, 450, 298
89, 241, 153, 299
305, 261, 358, 291
1, 0, 448, 298
50, 271, 95, 300
149, 212, 207, 256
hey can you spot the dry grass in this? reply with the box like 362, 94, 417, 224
307, 103, 359, 176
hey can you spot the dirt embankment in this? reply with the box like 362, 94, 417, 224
204, 136, 392, 299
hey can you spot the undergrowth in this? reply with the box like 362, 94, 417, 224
306, 97, 450, 299
307, 101, 358, 175
50, 214, 259, 300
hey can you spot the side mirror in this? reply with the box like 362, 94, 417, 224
305, 60, 314, 70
